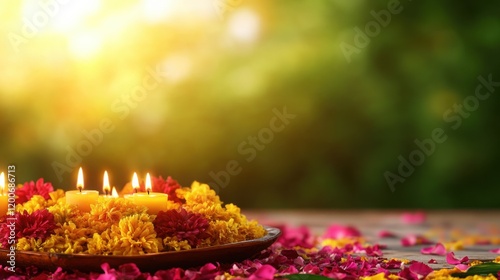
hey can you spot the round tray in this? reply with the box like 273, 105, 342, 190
0, 226, 280, 272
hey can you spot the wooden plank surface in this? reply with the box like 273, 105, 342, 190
245, 210, 500, 270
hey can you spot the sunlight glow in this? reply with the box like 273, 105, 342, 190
68, 31, 102, 59
228, 9, 260, 43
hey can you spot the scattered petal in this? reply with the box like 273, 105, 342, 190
490, 248, 500, 254
455, 264, 469, 271
401, 234, 432, 247
428, 259, 438, 264
401, 211, 426, 225
421, 243, 446, 255
377, 230, 397, 238
249, 264, 276, 280
323, 224, 361, 239
409, 262, 433, 277
446, 252, 469, 265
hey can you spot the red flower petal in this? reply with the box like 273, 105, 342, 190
420, 243, 446, 255
323, 224, 361, 239
401, 234, 432, 247
248, 264, 276, 280
409, 262, 433, 277
377, 230, 397, 238
402, 211, 426, 225
490, 248, 500, 253
455, 264, 469, 271
428, 259, 438, 264
446, 252, 469, 265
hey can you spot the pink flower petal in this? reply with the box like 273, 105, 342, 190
378, 230, 397, 238
402, 211, 426, 225
420, 243, 446, 255
446, 252, 469, 265
409, 262, 433, 277
323, 224, 361, 239
455, 264, 469, 271
490, 248, 500, 253
249, 264, 276, 280
401, 234, 432, 247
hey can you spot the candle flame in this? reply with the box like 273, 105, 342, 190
0, 172, 4, 194
145, 173, 152, 194
77, 167, 84, 191
132, 172, 139, 192
111, 187, 119, 198
103, 170, 110, 194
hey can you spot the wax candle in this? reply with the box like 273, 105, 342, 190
125, 173, 168, 215
65, 167, 99, 212
0, 172, 8, 215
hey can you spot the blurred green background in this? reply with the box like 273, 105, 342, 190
0, 0, 499, 208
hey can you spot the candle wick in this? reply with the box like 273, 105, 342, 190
147, 189, 150, 195
134, 188, 138, 194
78, 186, 83, 193
105, 190, 109, 196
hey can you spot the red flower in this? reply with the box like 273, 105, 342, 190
154, 208, 209, 247
0, 209, 56, 248
138, 176, 184, 204
16, 179, 54, 204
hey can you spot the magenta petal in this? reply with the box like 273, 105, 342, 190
446, 252, 460, 265
421, 243, 446, 255
455, 264, 469, 271
490, 248, 500, 253
446, 252, 468, 265
402, 211, 426, 225
409, 262, 433, 277
248, 264, 276, 280
378, 230, 397, 238
323, 224, 361, 239
401, 234, 431, 247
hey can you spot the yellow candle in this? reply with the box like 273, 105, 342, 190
0, 172, 8, 215
66, 167, 99, 212
125, 173, 168, 215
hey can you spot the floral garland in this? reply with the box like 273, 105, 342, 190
0, 177, 266, 255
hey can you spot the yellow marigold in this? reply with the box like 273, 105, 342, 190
321, 237, 366, 249
90, 197, 148, 223
361, 272, 386, 280
88, 232, 111, 255
17, 237, 43, 251
163, 236, 192, 251
106, 213, 162, 255
204, 219, 242, 246
47, 221, 90, 254
184, 181, 221, 206
47, 189, 66, 206
48, 202, 78, 225
16, 195, 47, 214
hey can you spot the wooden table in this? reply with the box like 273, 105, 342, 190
245, 210, 500, 270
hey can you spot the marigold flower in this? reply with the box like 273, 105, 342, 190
0, 209, 56, 248
107, 213, 162, 255
16, 179, 54, 204
154, 208, 209, 247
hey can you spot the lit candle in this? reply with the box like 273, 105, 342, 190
103, 170, 110, 196
65, 167, 99, 212
100, 171, 119, 199
0, 172, 8, 215
125, 173, 168, 215
111, 187, 119, 197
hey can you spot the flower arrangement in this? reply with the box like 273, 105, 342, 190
0, 177, 266, 255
